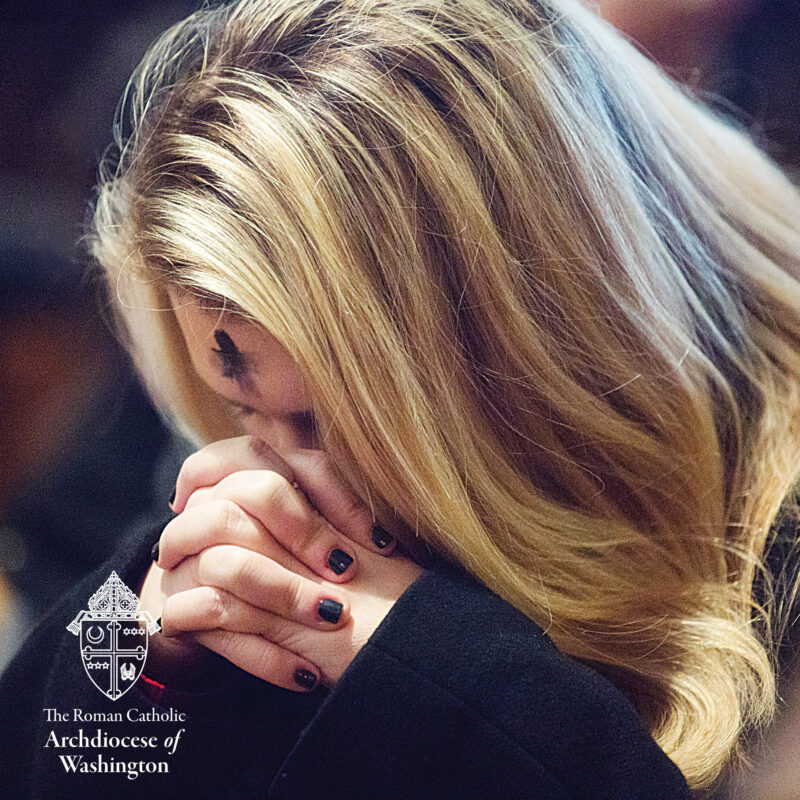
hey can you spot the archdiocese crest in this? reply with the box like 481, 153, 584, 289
67, 571, 160, 701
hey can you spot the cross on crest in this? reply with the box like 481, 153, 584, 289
67, 572, 160, 701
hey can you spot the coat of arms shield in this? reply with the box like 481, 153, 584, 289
67, 571, 160, 701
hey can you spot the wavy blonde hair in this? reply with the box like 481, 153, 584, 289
88, 0, 800, 788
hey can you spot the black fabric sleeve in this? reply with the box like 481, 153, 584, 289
267, 564, 692, 800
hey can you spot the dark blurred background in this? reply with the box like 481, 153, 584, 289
0, 1, 200, 671
0, 1, 798, 794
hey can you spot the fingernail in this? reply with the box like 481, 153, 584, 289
150, 540, 160, 563
168, 488, 176, 507
327, 548, 353, 575
155, 617, 162, 631
371, 524, 393, 549
294, 669, 317, 690
318, 598, 343, 624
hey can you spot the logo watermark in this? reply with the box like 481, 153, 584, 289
67, 572, 160, 701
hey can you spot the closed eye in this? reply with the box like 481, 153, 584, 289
224, 402, 319, 445
224, 398, 257, 419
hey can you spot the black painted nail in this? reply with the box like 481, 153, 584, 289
155, 617, 162, 631
169, 488, 176, 507
318, 598, 343, 624
327, 548, 353, 575
150, 540, 160, 563
371, 524, 393, 549
294, 669, 317, 690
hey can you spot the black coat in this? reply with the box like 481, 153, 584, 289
0, 518, 691, 799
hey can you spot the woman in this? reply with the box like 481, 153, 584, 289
3, 0, 800, 796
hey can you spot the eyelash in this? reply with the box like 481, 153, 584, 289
230, 403, 256, 419
226, 402, 317, 434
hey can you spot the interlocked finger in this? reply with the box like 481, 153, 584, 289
156, 499, 311, 582
191, 470, 360, 582
173, 436, 293, 513
162, 545, 350, 628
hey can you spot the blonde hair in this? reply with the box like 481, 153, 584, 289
88, 0, 800, 788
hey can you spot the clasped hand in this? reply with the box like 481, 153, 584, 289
139, 436, 423, 692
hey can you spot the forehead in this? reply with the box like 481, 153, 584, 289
169, 291, 276, 356
168, 288, 311, 413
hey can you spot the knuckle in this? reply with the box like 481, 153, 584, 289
306, 508, 329, 541
281, 574, 305, 616
262, 470, 293, 507
215, 499, 245, 539
205, 587, 228, 625
280, 630, 309, 654
265, 613, 299, 650
200, 546, 247, 587
261, 617, 290, 649
225, 550, 249, 584
161, 595, 177, 625
213, 628, 238, 653
254, 644, 282, 681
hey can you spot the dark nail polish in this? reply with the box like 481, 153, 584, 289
371, 524, 393, 549
327, 548, 353, 575
150, 540, 160, 563
318, 598, 343, 624
155, 617, 162, 631
294, 669, 317, 690
169, 488, 176, 507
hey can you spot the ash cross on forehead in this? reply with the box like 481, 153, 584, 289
212, 329, 248, 381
